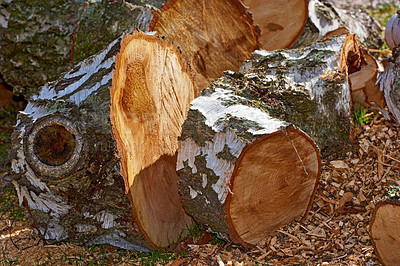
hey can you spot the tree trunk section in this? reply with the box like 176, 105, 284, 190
291, 0, 383, 50
242, 33, 380, 158
369, 186, 400, 266
0, 0, 160, 98
10, 31, 194, 251
177, 80, 321, 246
149, 0, 260, 92
240, 0, 308, 50
177, 34, 383, 245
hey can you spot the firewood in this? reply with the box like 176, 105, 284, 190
369, 186, 400, 266
177, 89, 321, 246
149, 0, 259, 92
176, 33, 385, 246
11, 31, 194, 250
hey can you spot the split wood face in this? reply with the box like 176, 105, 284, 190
149, 0, 259, 92
340, 34, 386, 110
110, 31, 195, 248
369, 202, 400, 266
241, 0, 307, 50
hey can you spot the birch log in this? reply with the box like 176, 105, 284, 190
291, 0, 383, 49
177, 76, 321, 246
369, 186, 400, 266
10, 31, 194, 251
0, 0, 159, 98
176, 34, 383, 245
149, 0, 259, 92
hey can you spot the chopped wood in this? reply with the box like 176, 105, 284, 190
292, 0, 383, 49
240, 0, 308, 50
10, 30, 195, 250
149, 0, 259, 92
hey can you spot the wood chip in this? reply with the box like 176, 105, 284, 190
330, 160, 349, 169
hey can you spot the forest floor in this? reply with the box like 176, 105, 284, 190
1, 1, 400, 265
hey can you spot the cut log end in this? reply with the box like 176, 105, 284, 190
369, 201, 400, 266
241, 0, 307, 50
149, 0, 259, 92
227, 129, 320, 245
110, 31, 195, 247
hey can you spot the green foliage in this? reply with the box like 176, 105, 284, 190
353, 108, 374, 124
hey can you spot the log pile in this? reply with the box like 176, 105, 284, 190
8, 0, 389, 253
11, 32, 188, 251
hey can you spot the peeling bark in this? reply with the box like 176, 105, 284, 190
377, 47, 400, 124
177, 34, 377, 245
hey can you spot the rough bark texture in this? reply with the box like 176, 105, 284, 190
0, 0, 160, 98
377, 47, 400, 124
369, 186, 400, 266
240, 0, 307, 50
149, 0, 259, 92
177, 76, 321, 246
241, 35, 360, 158
176, 34, 381, 246
10, 31, 194, 251
291, 0, 383, 50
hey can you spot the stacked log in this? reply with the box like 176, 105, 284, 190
11, 31, 194, 251
149, 0, 260, 92
176, 33, 385, 246
8, 0, 387, 251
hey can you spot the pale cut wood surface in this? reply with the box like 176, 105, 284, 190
149, 0, 259, 92
110, 31, 195, 248
227, 129, 320, 245
370, 202, 400, 266
241, 0, 307, 50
